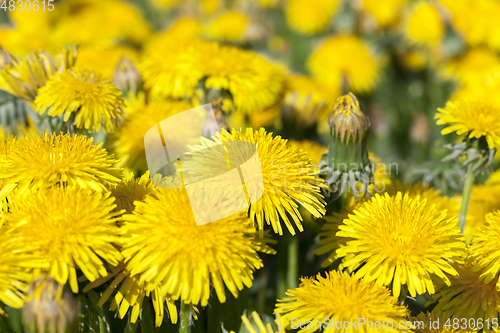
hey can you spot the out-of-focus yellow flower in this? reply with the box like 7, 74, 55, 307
0, 132, 122, 200
153, 0, 181, 7
183, 128, 326, 235
452, 79, 500, 110
121, 186, 266, 306
56, 0, 151, 46
84, 264, 178, 327
361, 0, 406, 28
440, 0, 500, 50
141, 39, 285, 113
462, 184, 500, 239
288, 139, 327, 166
4, 185, 123, 293
0, 45, 77, 102
75, 45, 140, 79
201, 0, 219, 14
256, 0, 279, 7
207, 12, 249, 42
431, 259, 500, 320
282, 75, 337, 128
35, 69, 125, 133
22, 275, 80, 333
401, 50, 427, 71
405, 2, 444, 47
487, 169, 500, 185
275, 270, 408, 332
113, 98, 193, 174
285, 0, 338, 35
436, 100, 500, 149
336, 192, 465, 298
144, 18, 203, 49
445, 48, 500, 86
308, 35, 379, 93
247, 104, 282, 128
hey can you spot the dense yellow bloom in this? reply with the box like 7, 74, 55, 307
0, 45, 77, 102
3, 185, 123, 293
0, 132, 122, 200
208, 12, 249, 42
431, 260, 500, 320
288, 139, 327, 165
83, 264, 178, 327
146, 17, 202, 46
487, 169, 500, 185
285, 0, 338, 35
409, 312, 475, 333
275, 270, 408, 332
121, 187, 265, 306
316, 183, 460, 268
113, 98, 193, 173
445, 48, 500, 86
308, 35, 379, 93
440, 0, 500, 50
436, 100, 500, 149
283, 75, 337, 127
336, 192, 465, 298
462, 184, 500, 239
405, 3, 444, 46
361, 0, 406, 28
35, 69, 125, 133
183, 128, 326, 235
142, 39, 284, 113
75, 45, 140, 79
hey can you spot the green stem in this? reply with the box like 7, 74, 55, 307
142, 301, 155, 333
276, 235, 287, 300
179, 302, 192, 333
287, 234, 299, 290
458, 167, 475, 234
125, 312, 138, 333
99, 316, 108, 333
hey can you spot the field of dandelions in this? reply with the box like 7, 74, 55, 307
0, 0, 500, 332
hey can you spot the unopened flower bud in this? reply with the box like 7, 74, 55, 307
328, 92, 370, 144
112, 56, 142, 94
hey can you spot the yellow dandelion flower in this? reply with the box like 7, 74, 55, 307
467, 211, 500, 289
431, 260, 500, 320
275, 270, 408, 332
145, 17, 202, 46
75, 45, 140, 79
208, 12, 249, 42
0, 45, 77, 102
288, 139, 327, 166
22, 275, 80, 333
440, 0, 500, 51
445, 48, 500, 86
183, 128, 326, 235
451, 79, 500, 112
83, 264, 178, 327
121, 186, 266, 306
112, 98, 193, 173
462, 184, 500, 239
3, 185, 123, 293
308, 35, 379, 93
361, 0, 406, 28
283, 75, 337, 128
0, 230, 45, 312
285, 0, 338, 35
109, 171, 156, 215
487, 169, 500, 185
435, 100, 500, 149
336, 192, 465, 298
315, 182, 460, 268
35, 69, 125, 133
405, 3, 444, 47
142, 39, 284, 113
0, 132, 122, 200
409, 312, 475, 333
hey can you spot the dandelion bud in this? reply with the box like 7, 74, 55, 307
22, 275, 80, 333
320, 92, 374, 202
112, 56, 142, 94
0, 47, 15, 69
